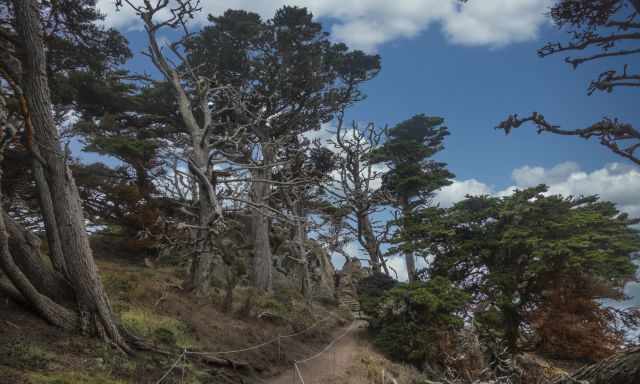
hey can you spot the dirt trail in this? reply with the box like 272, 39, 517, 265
267, 321, 366, 384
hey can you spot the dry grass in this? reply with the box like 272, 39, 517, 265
0, 257, 346, 384
318, 331, 424, 384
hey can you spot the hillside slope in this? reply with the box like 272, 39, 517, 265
0, 258, 347, 384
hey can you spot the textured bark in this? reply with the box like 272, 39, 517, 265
357, 211, 389, 275
553, 348, 640, 384
400, 199, 417, 282
4, 211, 73, 303
250, 146, 274, 292
13, 0, 127, 348
32, 158, 69, 279
252, 210, 273, 291
188, 141, 216, 296
0, 149, 77, 330
138, 9, 223, 295
292, 201, 312, 301
0, 210, 79, 330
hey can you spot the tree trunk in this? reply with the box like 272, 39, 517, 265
501, 304, 521, 355
357, 211, 389, 275
0, 210, 79, 330
250, 145, 274, 292
4, 211, 73, 303
188, 140, 216, 296
553, 348, 640, 384
32, 159, 69, 279
399, 197, 417, 282
14, 0, 127, 349
292, 201, 312, 302
0, 147, 78, 330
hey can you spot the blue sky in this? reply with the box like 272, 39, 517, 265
97, 0, 640, 190
95, 1, 640, 301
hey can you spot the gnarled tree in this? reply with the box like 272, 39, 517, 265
498, 0, 640, 165
0, 0, 134, 350
328, 115, 391, 275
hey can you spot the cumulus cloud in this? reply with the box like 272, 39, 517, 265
500, 162, 640, 218
434, 178, 493, 208
443, 0, 552, 46
436, 162, 640, 219
96, 0, 552, 52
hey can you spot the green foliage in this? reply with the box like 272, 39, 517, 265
121, 308, 195, 348
371, 114, 454, 206
367, 277, 470, 367
418, 185, 640, 352
357, 272, 398, 317
187, 6, 381, 138
370, 114, 454, 280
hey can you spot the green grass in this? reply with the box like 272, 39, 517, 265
29, 372, 126, 384
121, 308, 195, 347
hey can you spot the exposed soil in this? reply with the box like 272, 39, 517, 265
0, 257, 348, 384
267, 321, 367, 384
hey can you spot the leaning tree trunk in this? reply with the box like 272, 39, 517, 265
0, 207, 79, 330
32, 159, 69, 280
553, 348, 640, 384
358, 210, 390, 275
4, 211, 73, 304
14, 0, 128, 349
250, 145, 275, 292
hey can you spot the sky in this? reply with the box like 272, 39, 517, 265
94, 0, 640, 304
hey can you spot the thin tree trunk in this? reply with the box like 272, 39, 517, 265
400, 197, 417, 282
250, 145, 274, 292
14, 0, 127, 349
32, 159, 69, 279
358, 211, 389, 275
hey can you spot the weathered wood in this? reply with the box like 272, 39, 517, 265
553, 348, 640, 384
250, 145, 275, 292
13, 0, 128, 350
3, 211, 73, 303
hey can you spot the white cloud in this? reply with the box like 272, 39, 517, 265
499, 162, 640, 218
511, 162, 581, 188
435, 178, 493, 208
97, 0, 552, 52
436, 162, 640, 219
443, 0, 552, 46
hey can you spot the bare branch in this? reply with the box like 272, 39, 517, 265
498, 112, 640, 165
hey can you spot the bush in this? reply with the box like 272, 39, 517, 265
367, 276, 469, 369
357, 272, 397, 318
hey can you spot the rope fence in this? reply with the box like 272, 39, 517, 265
155, 316, 336, 384
291, 321, 358, 384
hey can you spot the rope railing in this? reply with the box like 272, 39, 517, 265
291, 321, 358, 383
155, 316, 335, 383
